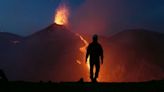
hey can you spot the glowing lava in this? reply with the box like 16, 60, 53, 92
76, 33, 90, 70
54, 3, 69, 25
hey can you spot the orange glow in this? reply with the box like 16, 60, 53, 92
76, 34, 106, 82
54, 3, 69, 25
76, 60, 82, 64
76, 33, 90, 69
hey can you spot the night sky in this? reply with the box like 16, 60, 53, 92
0, 0, 163, 36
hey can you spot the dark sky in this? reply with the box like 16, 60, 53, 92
0, 0, 163, 36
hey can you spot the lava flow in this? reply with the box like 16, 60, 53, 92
76, 33, 90, 69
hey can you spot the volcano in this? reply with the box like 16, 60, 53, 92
22, 23, 87, 82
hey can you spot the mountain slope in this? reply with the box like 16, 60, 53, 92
105, 29, 164, 82
0, 24, 85, 82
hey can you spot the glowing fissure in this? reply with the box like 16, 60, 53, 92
76, 33, 90, 69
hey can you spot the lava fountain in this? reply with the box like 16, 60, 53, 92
54, 3, 69, 26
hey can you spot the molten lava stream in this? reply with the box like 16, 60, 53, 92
76, 33, 90, 69
76, 33, 92, 81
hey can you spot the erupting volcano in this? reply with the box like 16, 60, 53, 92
54, 3, 90, 71
51, 2, 164, 82
0, 2, 164, 83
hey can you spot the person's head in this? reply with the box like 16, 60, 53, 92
92, 34, 98, 42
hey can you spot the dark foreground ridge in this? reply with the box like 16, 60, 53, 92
0, 80, 164, 92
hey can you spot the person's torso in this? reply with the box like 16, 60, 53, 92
89, 42, 102, 61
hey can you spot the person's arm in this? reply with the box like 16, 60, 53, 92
100, 45, 104, 64
86, 45, 90, 63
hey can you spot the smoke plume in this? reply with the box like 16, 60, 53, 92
70, 0, 126, 36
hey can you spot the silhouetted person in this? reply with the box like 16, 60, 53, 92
86, 34, 103, 82
0, 69, 8, 81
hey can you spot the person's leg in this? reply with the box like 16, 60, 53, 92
90, 63, 94, 81
95, 62, 100, 79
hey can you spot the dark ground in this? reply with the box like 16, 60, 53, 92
0, 80, 164, 92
